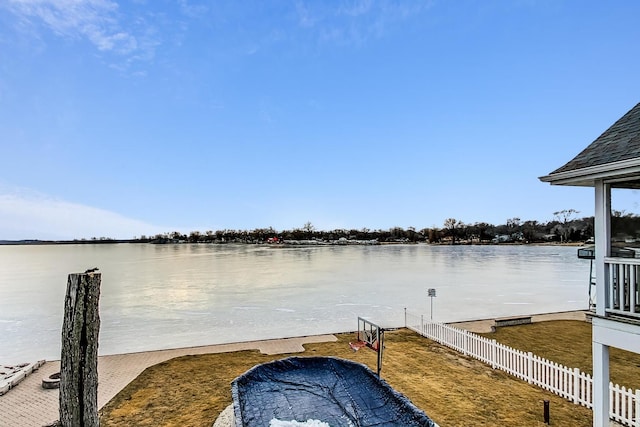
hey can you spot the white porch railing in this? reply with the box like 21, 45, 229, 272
405, 311, 640, 426
605, 257, 640, 319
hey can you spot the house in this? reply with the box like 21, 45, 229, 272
540, 102, 640, 427
493, 234, 512, 243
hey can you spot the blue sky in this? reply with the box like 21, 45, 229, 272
1, 0, 640, 240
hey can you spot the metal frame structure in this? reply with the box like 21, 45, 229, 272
356, 316, 384, 376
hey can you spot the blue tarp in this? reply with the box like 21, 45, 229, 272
231, 357, 437, 427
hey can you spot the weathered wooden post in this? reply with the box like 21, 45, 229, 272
60, 269, 101, 427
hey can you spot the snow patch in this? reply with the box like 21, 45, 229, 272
269, 419, 331, 427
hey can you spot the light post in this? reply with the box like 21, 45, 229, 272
428, 288, 436, 320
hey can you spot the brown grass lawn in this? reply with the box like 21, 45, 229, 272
99, 323, 605, 427
481, 320, 640, 390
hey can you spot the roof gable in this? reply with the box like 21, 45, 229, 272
550, 102, 640, 175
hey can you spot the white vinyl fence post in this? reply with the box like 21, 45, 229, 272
491, 339, 497, 369
527, 352, 533, 384
609, 382, 614, 421
635, 389, 640, 427
463, 330, 468, 356
574, 368, 580, 404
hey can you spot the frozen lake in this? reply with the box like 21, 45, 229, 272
0, 243, 589, 362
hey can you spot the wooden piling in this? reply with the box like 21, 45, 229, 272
59, 271, 101, 427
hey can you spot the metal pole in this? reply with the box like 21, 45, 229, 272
427, 288, 436, 321
543, 400, 550, 424
376, 329, 384, 377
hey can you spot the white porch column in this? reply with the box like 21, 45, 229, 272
594, 179, 610, 316
593, 179, 611, 427
592, 341, 610, 427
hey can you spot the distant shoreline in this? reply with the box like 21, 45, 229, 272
0, 239, 587, 247
0, 239, 142, 246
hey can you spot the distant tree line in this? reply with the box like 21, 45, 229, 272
611, 210, 640, 245
122, 210, 623, 245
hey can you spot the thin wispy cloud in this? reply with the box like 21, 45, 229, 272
338, 0, 373, 17
295, 1, 316, 28
7, 0, 132, 52
379, 1, 433, 20
3, 0, 162, 71
294, 0, 433, 46
0, 186, 162, 240
177, 0, 208, 19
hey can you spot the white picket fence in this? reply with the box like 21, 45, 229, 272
405, 312, 640, 427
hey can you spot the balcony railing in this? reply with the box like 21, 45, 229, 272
605, 257, 640, 319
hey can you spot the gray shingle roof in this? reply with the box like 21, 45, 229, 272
550, 102, 640, 175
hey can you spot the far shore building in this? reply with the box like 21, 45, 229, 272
540, 102, 640, 427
